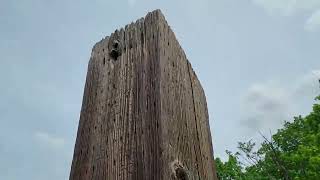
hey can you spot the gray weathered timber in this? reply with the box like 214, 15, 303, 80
69, 9, 218, 180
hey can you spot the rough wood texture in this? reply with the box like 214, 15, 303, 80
70, 9, 217, 180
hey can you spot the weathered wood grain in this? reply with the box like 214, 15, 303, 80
69, 9, 217, 180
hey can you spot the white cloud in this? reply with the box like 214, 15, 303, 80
34, 131, 65, 149
252, 0, 320, 31
305, 10, 320, 31
241, 82, 293, 132
295, 69, 320, 91
252, 0, 298, 15
253, 0, 320, 15
128, 0, 136, 7
241, 69, 320, 134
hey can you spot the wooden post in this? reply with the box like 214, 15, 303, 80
69, 9, 218, 180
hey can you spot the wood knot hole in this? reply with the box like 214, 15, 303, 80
171, 160, 189, 180
109, 40, 121, 60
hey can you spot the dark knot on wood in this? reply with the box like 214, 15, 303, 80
109, 39, 122, 60
171, 160, 189, 180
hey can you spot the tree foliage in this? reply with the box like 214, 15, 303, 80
215, 96, 320, 180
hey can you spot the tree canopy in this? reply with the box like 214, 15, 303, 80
215, 96, 320, 180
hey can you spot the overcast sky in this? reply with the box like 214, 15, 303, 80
1, 0, 320, 179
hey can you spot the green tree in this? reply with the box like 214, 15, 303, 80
215, 151, 244, 180
215, 96, 320, 180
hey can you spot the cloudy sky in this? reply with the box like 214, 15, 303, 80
1, 0, 320, 179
